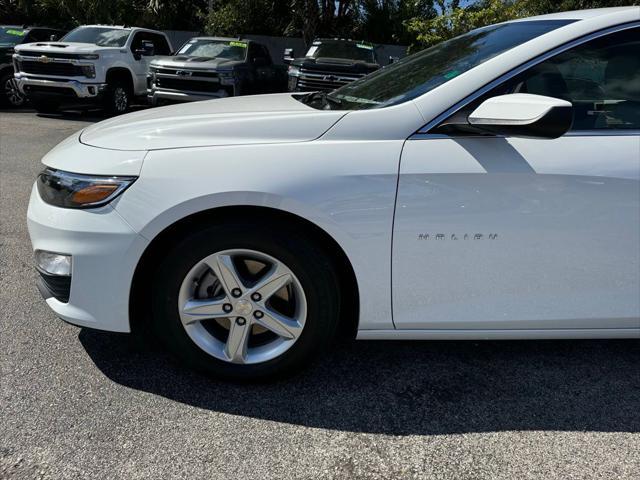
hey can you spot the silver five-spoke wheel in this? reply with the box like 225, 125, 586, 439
178, 249, 307, 364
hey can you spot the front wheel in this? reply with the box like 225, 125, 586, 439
150, 221, 341, 380
1, 73, 25, 107
103, 80, 131, 115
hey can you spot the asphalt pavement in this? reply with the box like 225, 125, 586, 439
1, 109, 639, 480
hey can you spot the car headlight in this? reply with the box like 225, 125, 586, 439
37, 168, 137, 209
78, 54, 99, 60
80, 64, 96, 78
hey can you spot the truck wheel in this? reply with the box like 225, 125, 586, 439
1, 72, 25, 107
104, 80, 131, 115
32, 100, 59, 114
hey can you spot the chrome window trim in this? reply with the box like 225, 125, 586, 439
409, 130, 640, 140
414, 21, 640, 137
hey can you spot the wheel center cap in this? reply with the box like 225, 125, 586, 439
235, 299, 253, 316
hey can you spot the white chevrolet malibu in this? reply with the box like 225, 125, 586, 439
28, 8, 639, 379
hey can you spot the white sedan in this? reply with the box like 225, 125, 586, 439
28, 8, 639, 380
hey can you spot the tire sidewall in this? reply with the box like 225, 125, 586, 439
151, 221, 340, 380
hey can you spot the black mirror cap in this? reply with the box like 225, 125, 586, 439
283, 48, 294, 64
473, 104, 574, 139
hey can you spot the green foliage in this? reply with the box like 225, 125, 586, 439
406, 0, 638, 51
0, 0, 637, 47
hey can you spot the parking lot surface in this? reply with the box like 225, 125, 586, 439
1, 109, 639, 480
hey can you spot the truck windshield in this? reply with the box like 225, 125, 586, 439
61, 27, 131, 47
177, 39, 248, 60
319, 19, 575, 110
306, 41, 376, 63
0, 27, 27, 46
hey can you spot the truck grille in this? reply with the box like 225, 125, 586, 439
20, 61, 83, 77
297, 68, 364, 91
155, 68, 219, 79
155, 77, 225, 93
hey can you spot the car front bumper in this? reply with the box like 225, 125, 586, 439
27, 184, 149, 332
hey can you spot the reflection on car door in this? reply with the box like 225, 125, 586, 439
392, 26, 640, 331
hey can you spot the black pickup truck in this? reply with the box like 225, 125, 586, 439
284, 38, 381, 92
0, 25, 66, 106
147, 37, 288, 105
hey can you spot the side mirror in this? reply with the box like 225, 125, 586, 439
283, 48, 294, 65
135, 40, 155, 59
468, 93, 573, 139
49, 34, 59, 42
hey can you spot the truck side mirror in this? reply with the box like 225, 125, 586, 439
50, 34, 59, 42
135, 40, 155, 59
283, 48, 295, 65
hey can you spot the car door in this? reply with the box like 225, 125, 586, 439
392, 25, 640, 331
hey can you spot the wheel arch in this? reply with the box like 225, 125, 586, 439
106, 66, 134, 92
129, 205, 360, 341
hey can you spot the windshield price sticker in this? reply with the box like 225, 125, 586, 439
6, 29, 26, 36
229, 41, 247, 48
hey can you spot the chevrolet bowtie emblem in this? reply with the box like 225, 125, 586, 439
38, 55, 51, 63
176, 70, 192, 76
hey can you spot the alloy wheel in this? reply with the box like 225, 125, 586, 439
177, 249, 307, 364
4, 77, 25, 107
113, 86, 128, 112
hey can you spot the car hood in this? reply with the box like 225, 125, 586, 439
150, 56, 243, 69
14, 42, 116, 54
80, 93, 347, 151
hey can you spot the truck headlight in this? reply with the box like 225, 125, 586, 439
80, 64, 96, 78
288, 66, 301, 77
37, 168, 137, 209
78, 54, 99, 60
219, 70, 237, 85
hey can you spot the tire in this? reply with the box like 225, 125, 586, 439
0, 72, 25, 108
150, 219, 341, 381
103, 80, 131, 115
32, 99, 59, 114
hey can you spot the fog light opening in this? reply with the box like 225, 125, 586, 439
35, 250, 72, 276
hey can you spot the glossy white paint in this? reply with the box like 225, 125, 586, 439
80, 93, 347, 151
393, 134, 640, 330
26, 8, 640, 338
468, 94, 572, 125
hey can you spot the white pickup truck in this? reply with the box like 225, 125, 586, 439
13, 25, 172, 114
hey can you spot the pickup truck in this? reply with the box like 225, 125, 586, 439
0, 25, 67, 107
13, 25, 172, 114
285, 38, 381, 92
147, 37, 287, 105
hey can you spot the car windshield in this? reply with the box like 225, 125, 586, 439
61, 27, 131, 47
0, 27, 27, 46
177, 39, 248, 60
306, 41, 376, 63
313, 19, 575, 110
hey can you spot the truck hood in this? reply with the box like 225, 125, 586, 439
80, 93, 347, 151
15, 42, 118, 54
150, 55, 243, 70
